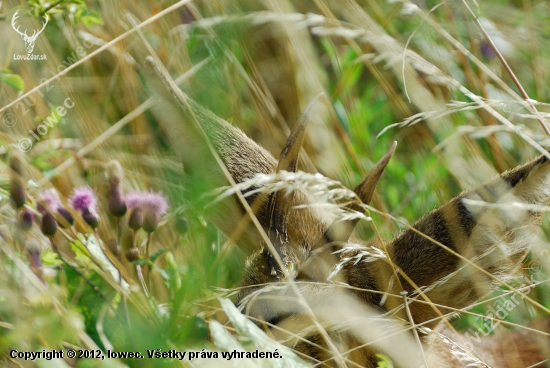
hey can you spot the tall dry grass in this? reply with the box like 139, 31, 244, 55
1, 0, 550, 367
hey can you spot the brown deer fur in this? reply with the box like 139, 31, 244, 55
145, 56, 550, 368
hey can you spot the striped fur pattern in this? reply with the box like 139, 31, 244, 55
145, 57, 550, 367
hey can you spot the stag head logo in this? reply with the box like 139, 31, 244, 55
11, 10, 48, 54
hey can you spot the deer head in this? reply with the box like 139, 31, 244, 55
145, 56, 550, 367
11, 10, 48, 54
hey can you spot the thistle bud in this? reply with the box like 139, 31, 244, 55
143, 212, 159, 233
106, 238, 120, 258
82, 209, 100, 229
105, 160, 124, 185
41, 212, 57, 237
126, 190, 169, 234
19, 208, 35, 232
128, 208, 143, 231
175, 217, 189, 235
106, 160, 127, 218
25, 238, 42, 270
37, 189, 61, 237
9, 155, 26, 209
57, 207, 74, 228
108, 185, 127, 218
10, 180, 26, 209
125, 247, 141, 262
9, 154, 23, 176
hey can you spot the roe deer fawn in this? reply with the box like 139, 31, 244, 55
145, 56, 550, 368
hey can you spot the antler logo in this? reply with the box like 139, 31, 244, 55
11, 10, 48, 54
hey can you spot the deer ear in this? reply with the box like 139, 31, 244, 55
353, 141, 397, 207
276, 93, 324, 172
269, 94, 324, 232
314, 141, 397, 247
298, 142, 395, 283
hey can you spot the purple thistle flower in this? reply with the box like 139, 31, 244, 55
125, 190, 169, 233
36, 189, 74, 228
36, 189, 62, 214
142, 191, 169, 233
125, 191, 143, 210
141, 191, 169, 220
70, 186, 98, 214
70, 186, 100, 229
